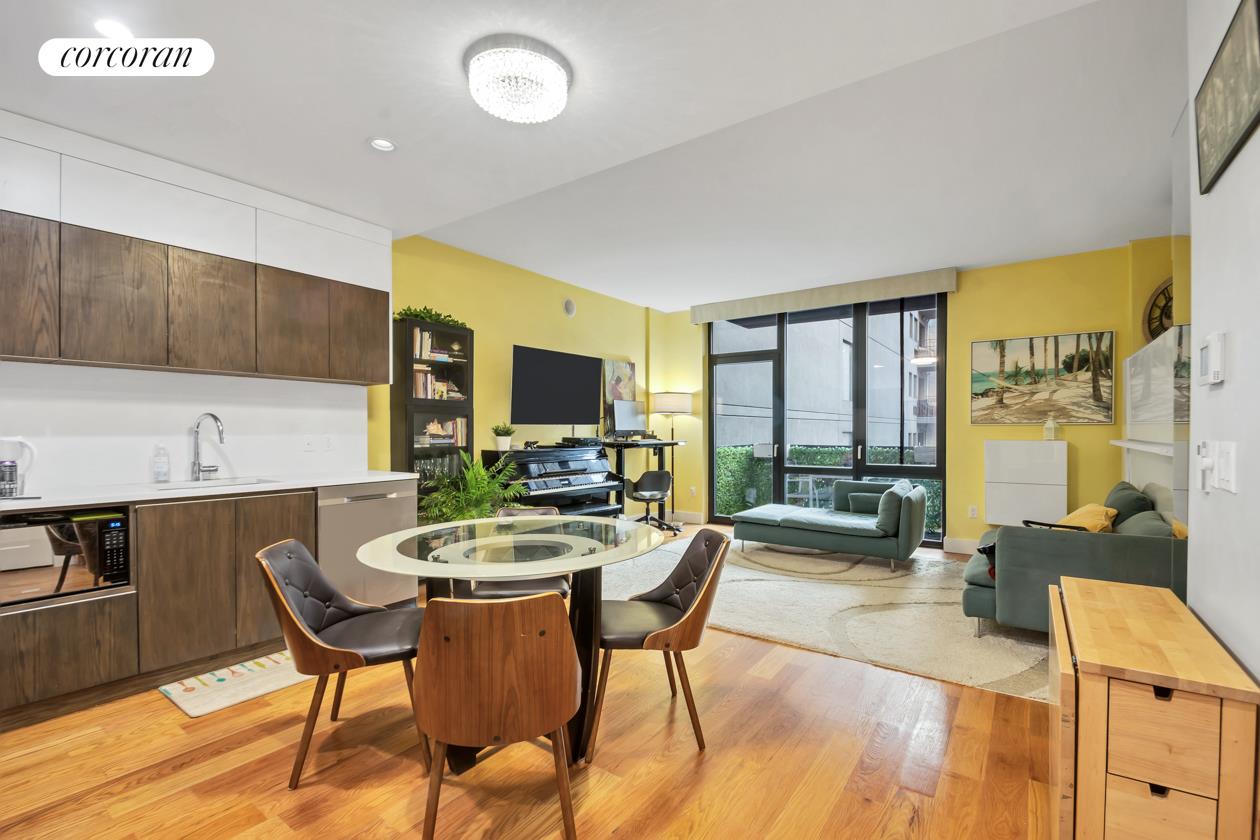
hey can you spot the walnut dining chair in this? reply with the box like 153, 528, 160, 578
585, 528, 729, 763
414, 593, 581, 840
255, 539, 431, 789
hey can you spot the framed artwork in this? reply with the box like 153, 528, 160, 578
1195, 0, 1260, 193
603, 359, 635, 416
971, 331, 1114, 424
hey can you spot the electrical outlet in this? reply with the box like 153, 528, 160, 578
690, 486, 697, 496
968, 505, 978, 519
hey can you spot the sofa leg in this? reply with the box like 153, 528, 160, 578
974, 617, 983, 638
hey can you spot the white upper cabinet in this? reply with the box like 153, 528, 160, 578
0, 137, 59, 220
256, 210, 389, 291
60, 157, 256, 261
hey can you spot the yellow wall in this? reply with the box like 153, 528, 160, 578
1172, 234, 1192, 325
368, 236, 707, 518
945, 239, 1173, 542
646, 310, 709, 518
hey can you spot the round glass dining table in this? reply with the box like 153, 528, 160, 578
357, 515, 664, 770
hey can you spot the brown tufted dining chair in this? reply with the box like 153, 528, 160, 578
450, 506, 572, 599
585, 528, 729, 763
256, 539, 431, 789
415, 593, 581, 840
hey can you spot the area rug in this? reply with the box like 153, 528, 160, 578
603, 539, 1050, 700
158, 650, 312, 717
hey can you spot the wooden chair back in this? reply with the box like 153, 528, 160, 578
639, 529, 730, 652
255, 539, 367, 675
414, 593, 580, 747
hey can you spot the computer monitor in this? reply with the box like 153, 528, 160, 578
611, 399, 647, 436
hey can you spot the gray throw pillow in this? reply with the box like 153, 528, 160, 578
849, 492, 883, 515
876, 480, 914, 535
1104, 481, 1154, 526
1114, 510, 1173, 537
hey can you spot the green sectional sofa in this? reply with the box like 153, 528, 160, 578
962, 482, 1188, 633
731, 479, 928, 570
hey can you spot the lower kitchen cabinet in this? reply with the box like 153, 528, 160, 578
234, 491, 315, 647
136, 498, 237, 672
0, 592, 138, 711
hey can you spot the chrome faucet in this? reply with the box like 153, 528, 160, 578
191, 412, 225, 481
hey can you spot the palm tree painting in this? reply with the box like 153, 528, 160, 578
972, 331, 1114, 424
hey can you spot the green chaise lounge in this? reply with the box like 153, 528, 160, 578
730, 479, 928, 571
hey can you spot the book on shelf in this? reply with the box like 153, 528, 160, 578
413, 328, 467, 364
414, 415, 467, 448
411, 365, 466, 400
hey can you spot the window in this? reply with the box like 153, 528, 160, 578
709, 295, 947, 543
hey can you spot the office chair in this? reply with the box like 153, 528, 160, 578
626, 470, 682, 534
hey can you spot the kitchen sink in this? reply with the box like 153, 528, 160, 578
152, 477, 277, 491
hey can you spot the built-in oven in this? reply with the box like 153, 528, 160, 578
0, 508, 129, 608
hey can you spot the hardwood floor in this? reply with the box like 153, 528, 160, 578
0, 623, 1049, 838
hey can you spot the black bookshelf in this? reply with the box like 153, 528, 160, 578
389, 318, 474, 494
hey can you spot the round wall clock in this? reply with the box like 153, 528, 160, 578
1144, 279, 1174, 342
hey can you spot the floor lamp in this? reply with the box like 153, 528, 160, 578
651, 391, 692, 525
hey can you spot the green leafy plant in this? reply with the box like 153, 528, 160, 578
393, 305, 468, 328
419, 451, 525, 523
491, 423, 516, 437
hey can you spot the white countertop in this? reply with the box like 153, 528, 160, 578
0, 470, 418, 515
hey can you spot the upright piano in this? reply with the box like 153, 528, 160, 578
482, 446, 622, 517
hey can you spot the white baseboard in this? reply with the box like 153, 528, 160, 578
615, 510, 705, 525
943, 536, 980, 556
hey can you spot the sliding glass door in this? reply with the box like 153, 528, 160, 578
708, 296, 946, 542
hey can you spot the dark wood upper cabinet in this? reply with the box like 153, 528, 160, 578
329, 280, 389, 383
235, 491, 315, 648
0, 210, 60, 359
60, 225, 168, 366
136, 499, 237, 673
168, 247, 257, 373
256, 265, 329, 379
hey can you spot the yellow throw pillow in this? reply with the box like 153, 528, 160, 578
1057, 504, 1118, 533
1172, 519, 1189, 539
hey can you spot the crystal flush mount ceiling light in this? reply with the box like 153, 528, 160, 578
463, 34, 572, 124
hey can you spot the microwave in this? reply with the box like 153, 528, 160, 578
0, 508, 129, 608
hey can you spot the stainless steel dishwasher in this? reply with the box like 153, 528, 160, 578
317, 479, 418, 606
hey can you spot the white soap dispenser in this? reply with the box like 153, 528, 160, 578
152, 444, 171, 483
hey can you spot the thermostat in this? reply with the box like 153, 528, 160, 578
1198, 332, 1225, 385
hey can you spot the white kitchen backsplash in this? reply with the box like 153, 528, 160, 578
0, 361, 368, 492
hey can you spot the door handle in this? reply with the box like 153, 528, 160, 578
857, 444, 864, 460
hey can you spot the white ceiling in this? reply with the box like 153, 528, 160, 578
0, 0, 1186, 311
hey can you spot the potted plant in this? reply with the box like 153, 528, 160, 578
491, 422, 516, 452
420, 451, 526, 523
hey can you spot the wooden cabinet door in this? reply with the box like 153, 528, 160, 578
60, 225, 168, 365
256, 265, 329, 379
1048, 585, 1076, 840
329, 280, 389, 383
0, 210, 59, 358
0, 592, 138, 711
235, 492, 316, 647
136, 499, 236, 672
168, 247, 257, 373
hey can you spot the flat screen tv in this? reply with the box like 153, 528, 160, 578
510, 345, 602, 425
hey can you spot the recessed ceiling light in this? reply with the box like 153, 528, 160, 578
368, 137, 396, 152
94, 19, 133, 39
464, 34, 572, 124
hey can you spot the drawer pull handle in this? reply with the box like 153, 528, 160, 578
1148, 783, 1169, 798
1152, 686, 1173, 700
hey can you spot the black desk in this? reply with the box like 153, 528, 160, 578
602, 438, 684, 521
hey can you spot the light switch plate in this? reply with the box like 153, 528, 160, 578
1216, 441, 1238, 493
